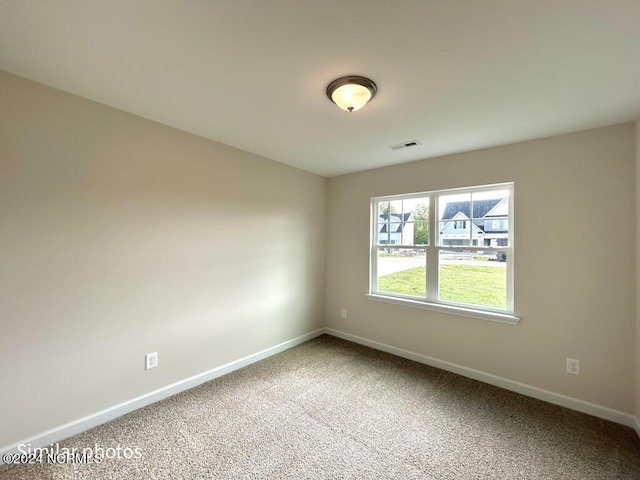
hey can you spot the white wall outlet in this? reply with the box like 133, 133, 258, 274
566, 358, 580, 375
341, 308, 347, 318
145, 352, 158, 370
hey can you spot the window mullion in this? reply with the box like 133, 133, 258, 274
426, 194, 437, 302
370, 201, 378, 293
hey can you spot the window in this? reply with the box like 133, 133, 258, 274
369, 183, 516, 322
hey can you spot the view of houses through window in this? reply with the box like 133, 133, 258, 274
372, 184, 513, 314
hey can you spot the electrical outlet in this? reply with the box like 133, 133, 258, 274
145, 352, 158, 370
341, 308, 347, 318
566, 358, 580, 375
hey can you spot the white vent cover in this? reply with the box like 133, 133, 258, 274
388, 140, 422, 151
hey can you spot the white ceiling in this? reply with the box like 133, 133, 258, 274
1, 1, 639, 177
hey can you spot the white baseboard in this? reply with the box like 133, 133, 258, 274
3, 326, 637, 462
324, 328, 639, 433
0, 328, 325, 462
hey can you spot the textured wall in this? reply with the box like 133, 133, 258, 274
326, 123, 636, 413
0, 70, 326, 447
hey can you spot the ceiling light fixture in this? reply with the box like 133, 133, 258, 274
326, 75, 377, 112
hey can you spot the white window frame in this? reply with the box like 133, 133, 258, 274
367, 183, 519, 325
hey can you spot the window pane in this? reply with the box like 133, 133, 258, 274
389, 199, 402, 215
438, 250, 507, 309
376, 202, 389, 245
438, 221, 472, 246
438, 190, 510, 247
471, 189, 510, 247
377, 197, 431, 246
404, 197, 429, 245
438, 193, 471, 246
412, 221, 429, 245
376, 248, 426, 298
387, 222, 403, 244
377, 201, 408, 245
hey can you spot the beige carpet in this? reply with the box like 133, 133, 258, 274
2, 335, 640, 479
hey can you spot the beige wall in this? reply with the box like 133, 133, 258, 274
636, 121, 640, 422
326, 124, 636, 413
0, 70, 326, 447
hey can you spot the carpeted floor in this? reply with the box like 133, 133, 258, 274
2, 335, 640, 479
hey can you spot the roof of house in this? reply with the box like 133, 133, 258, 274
441, 199, 503, 220
379, 212, 412, 233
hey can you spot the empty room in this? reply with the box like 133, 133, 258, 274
1, 1, 640, 479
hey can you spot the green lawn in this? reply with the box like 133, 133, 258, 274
378, 265, 506, 309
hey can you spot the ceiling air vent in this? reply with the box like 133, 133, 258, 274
388, 140, 422, 151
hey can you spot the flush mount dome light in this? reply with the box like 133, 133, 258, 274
326, 75, 377, 112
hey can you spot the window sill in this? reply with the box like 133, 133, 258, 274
365, 293, 520, 325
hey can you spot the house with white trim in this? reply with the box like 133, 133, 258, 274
378, 212, 414, 245
439, 198, 509, 247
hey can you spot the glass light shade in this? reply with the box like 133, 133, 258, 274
331, 83, 372, 112
326, 76, 377, 112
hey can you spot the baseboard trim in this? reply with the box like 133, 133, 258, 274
0, 328, 325, 462
324, 328, 639, 432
